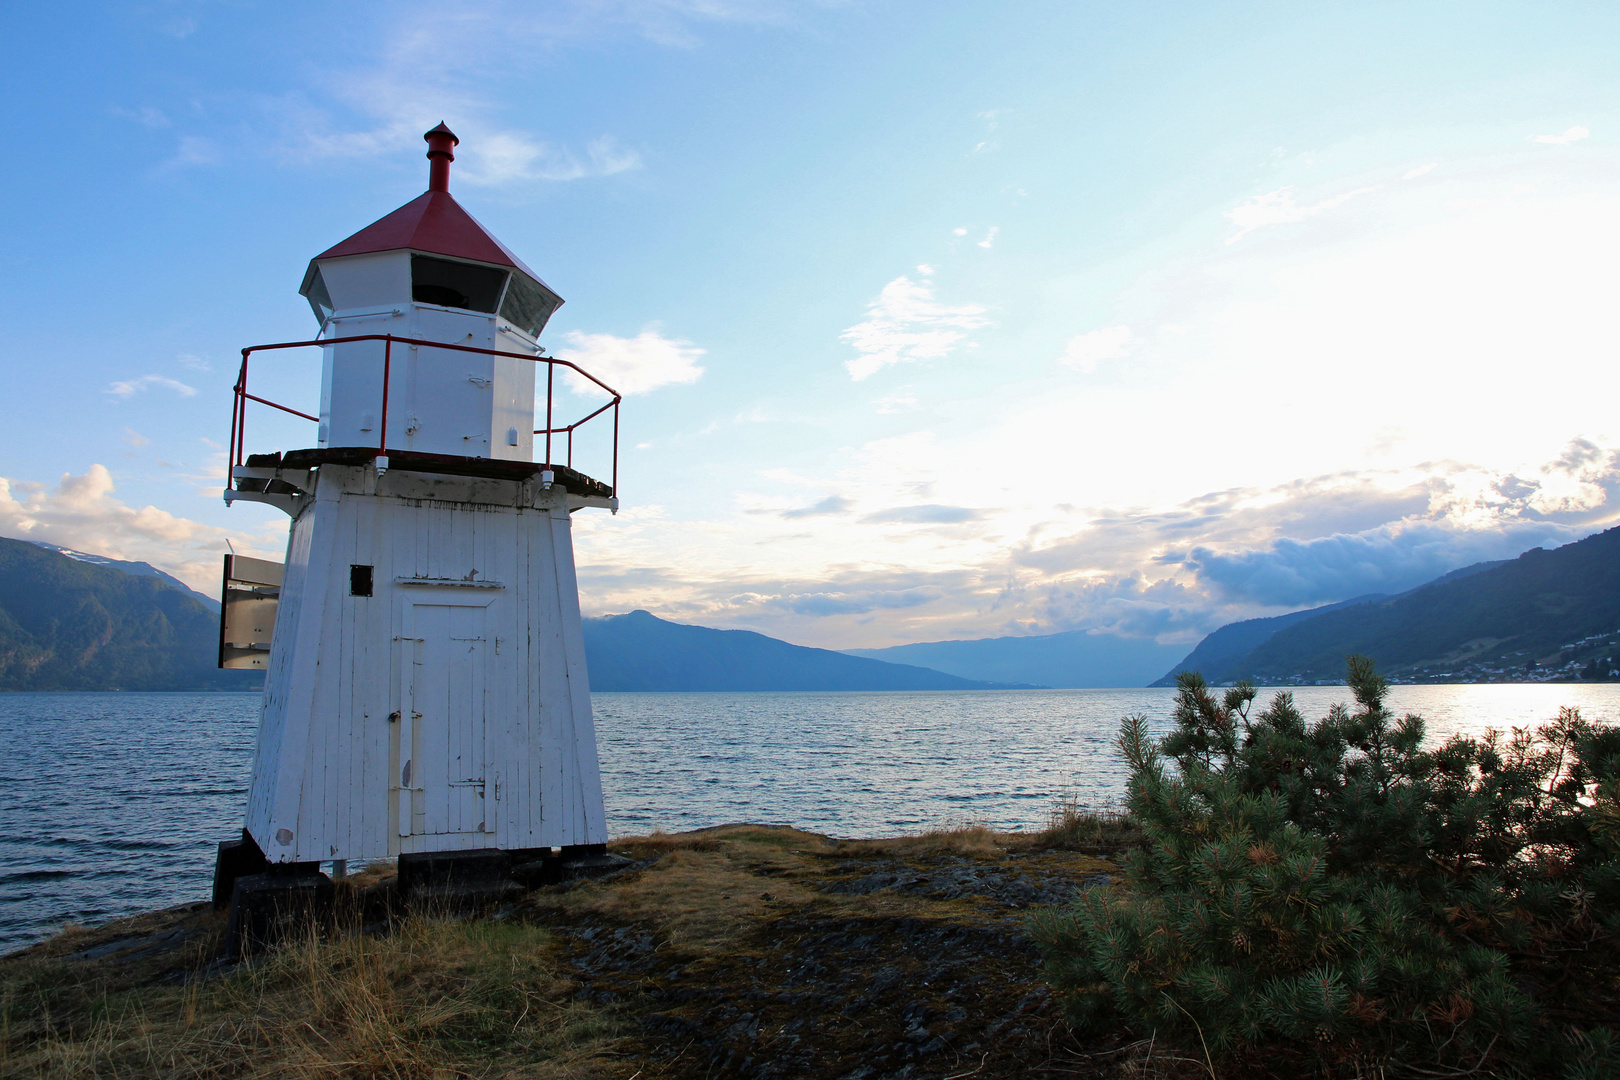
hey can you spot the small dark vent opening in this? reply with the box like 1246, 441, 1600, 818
350, 565, 374, 597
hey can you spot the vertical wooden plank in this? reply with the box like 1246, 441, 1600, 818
396, 630, 415, 839
533, 502, 567, 844
331, 496, 359, 859
355, 493, 382, 857
513, 507, 535, 844
275, 470, 346, 862
246, 507, 313, 842
552, 505, 607, 843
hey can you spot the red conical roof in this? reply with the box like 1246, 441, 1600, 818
313, 189, 545, 284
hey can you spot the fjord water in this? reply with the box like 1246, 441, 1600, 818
5, 684, 1620, 953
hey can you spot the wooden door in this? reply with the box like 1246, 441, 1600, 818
403, 603, 488, 837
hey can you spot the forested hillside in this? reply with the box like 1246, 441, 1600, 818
1172, 527, 1620, 684
0, 537, 255, 691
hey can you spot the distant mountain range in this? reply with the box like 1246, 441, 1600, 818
0, 536, 256, 691
844, 630, 1185, 689
1155, 529, 1620, 685
0, 539, 1032, 693
583, 610, 1034, 691
8, 525, 1615, 693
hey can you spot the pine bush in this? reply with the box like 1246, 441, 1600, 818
1035, 657, 1620, 1077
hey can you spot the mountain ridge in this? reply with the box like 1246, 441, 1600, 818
583, 610, 1038, 692
1160, 532, 1618, 685
24, 541, 220, 611
0, 536, 257, 691
844, 629, 1185, 689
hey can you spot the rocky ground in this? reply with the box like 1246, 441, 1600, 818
1, 823, 1141, 1079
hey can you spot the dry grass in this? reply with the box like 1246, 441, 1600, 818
834, 802, 1141, 861
0, 916, 620, 1079
836, 823, 1012, 859
535, 824, 836, 953
1036, 795, 1143, 854
1, 809, 1138, 1080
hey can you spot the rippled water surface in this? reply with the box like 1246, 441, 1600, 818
5, 684, 1620, 952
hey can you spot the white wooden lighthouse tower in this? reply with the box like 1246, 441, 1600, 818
219, 124, 620, 881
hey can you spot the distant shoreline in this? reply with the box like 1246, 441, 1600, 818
3, 680, 1617, 694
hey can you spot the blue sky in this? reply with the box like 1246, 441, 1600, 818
3, 1, 1619, 649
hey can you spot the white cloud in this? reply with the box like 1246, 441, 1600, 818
841, 274, 989, 381
0, 465, 284, 592
461, 133, 641, 186
1225, 184, 1377, 243
952, 227, 967, 236
112, 105, 169, 128
1532, 125, 1589, 146
554, 328, 706, 397
1059, 325, 1136, 373
577, 150, 1620, 650
263, 2, 813, 186
107, 375, 197, 398
153, 5, 713, 186
875, 388, 919, 414
162, 135, 221, 170
1403, 162, 1437, 179
122, 428, 150, 449
176, 354, 211, 372
977, 226, 1000, 249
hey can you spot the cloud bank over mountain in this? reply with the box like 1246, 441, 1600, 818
565, 438, 1620, 650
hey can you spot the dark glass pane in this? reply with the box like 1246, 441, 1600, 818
349, 565, 374, 597
498, 271, 564, 338
304, 266, 334, 325
411, 255, 508, 313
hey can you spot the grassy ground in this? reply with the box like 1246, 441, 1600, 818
0, 810, 1143, 1080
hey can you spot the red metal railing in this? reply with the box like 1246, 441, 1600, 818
228, 334, 621, 494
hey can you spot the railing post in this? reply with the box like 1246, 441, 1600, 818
612, 399, 619, 496
567, 427, 573, 469
379, 336, 392, 454
236, 352, 251, 467
545, 361, 554, 467
228, 359, 241, 474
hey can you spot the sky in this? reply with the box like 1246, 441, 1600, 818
2, 1, 1619, 650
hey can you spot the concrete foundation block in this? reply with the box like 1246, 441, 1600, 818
224, 870, 335, 959
211, 830, 270, 910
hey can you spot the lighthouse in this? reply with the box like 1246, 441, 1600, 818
215, 124, 621, 919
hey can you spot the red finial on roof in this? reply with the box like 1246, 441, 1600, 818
424, 122, 459, 193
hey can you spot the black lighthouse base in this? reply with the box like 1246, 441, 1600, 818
210, 833, 633, 957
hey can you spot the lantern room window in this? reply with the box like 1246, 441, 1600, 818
304, 267, 334, 324
499, 271, 564, 338
411, 255, 508, 313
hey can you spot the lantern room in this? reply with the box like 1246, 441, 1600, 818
298, 123, 564, 462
